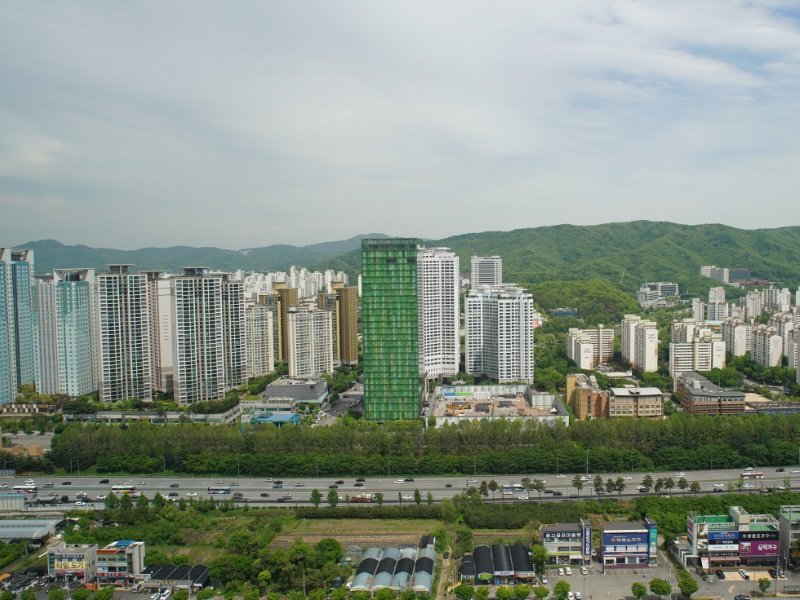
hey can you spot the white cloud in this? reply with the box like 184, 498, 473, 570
0, 0, 798, 248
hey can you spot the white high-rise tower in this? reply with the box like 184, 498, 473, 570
417, 247, 460, 378
470, 256, 502, 288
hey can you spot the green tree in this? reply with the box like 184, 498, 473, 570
454, 583, 474, 600
758, 578, 772, 594
173, 591, 189, 600
689, 481, 701, 494
593, 475, 604, 497
479, 480, 489, 503
678, 571, 698, 598
327, 488, 339, 508
375, 492, 384, 506
310, 488, 322, 508
572, 475, 583, 498
642, 474, 653, 490
105, 491, 119, 510
631, 582, 647, 600
71, 589, 90, 600
196, 589, 214, 600
553, 580, 571, 600
475, 587, 490, 600
0, 591, 14, 600
513, 583, 531, 599
496, 586, 514, 600
488, 480, 498, 502
678, 477, 689, 493
614, 476, 625, 496
21, 590, 36, 600
649, 578, 671, 598
414, 488, 422, 506
427, 491, 433, 506
94, 588, 115, 600
531, 545, 548, 574
375, 588, 395, 600
48, 589, 65, 600
533, 586, 549, 600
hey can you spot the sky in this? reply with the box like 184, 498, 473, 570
1, 1, 799, 250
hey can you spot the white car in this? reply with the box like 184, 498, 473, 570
580, 566, 588, 575
556, 474, 566, 479
540, 574, 548, 584
96, 495, 107, 501
777, 485, 787, 490
74, 500, 86, 506
186, 492, 198, 497
517, 494, 529, 500
744, 466, 753, 472
161, 591, 171, 600
742, 483, 753, 489
567, 592, 575, 600
394, 479, 405, 484
558, 568, 565, 576
467, 478, 477, 484
791, 469, 800, 474
565, 566, 572, 576
402, 494, 413, 501
674, 472, 685, 478
25, 479, 35, 484
713, 482, 724, 488
575, 593, 582, 600
623, 476, 632, 480
150, 594, 160, 600
0, 484, 7, 488
502, 489, 513, 495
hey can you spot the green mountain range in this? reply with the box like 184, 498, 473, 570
19, 222, 800, 308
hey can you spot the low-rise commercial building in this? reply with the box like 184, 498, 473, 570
48, 543, 97, 583
96, 540, 146, 585
675, 372, 745, 415
684, 506, 781, 570
566, 374, 608, 420
430, 386, 568, 427
601, 519, 658, 571
608, 387, 663, 418
265, 377, 328, 405
541, 520, 592, 565
779, 505, 800, 570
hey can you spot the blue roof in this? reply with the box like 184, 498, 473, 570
251, 412, 301, 425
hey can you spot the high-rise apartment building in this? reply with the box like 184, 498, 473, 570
97, 266, 152, 403
669, 332, 725, 377
278, 287, 300, 363
166, 268, 246, 404
53, 269, 99, 397
286, 305, 333, 378
361, 238, 421, 421
752, 325, 783, 367
418, 247, 460, 379
768, 312, 796, 358
316, 293, 341, 366
337, 286, 359, 366
470, 256, 502, 288
464, 284, 534, 384
566, 325, 614, 369
621, 315, 659, 373
244, 303, 274, 379
721, 317, 753, 357
1, 248, 36, 404
32, 275, 58, 394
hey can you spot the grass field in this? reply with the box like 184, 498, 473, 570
285, 518, 443, 535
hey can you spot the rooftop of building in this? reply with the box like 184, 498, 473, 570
610, 387, 663, 397
541, 523, 583, 534
430, 386, 563, 419
267, 377, 326, 386
603, 521, 650, 532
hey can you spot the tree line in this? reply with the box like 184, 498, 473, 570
47, 412, 800, 476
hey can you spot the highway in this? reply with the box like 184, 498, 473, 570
5, 465, 799, 508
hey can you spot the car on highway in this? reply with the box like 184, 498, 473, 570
62, 481, 72, 485
742, 483, 753, 488
74, 501, 86, 506
674, 472, 685, 478
776, 467, 786, 472
230, 482, 240, 486
168, 492, 179, 497
552, 491, 563, 496
329, 484, 338, 489
744, 466, 754, 471
445, 483, 453, 488
335, 480, 344, 485
467, 478, 477, 484
517, 494, 529, 500
43, 482, 54, 488
713, 482, 724, 488
0, 484, 7, 488
354, 482, 364, 487
623, 476, 632, 480
293, 482, 304, 487
259, 492, 270, 497
99, 479, 109, 484
355, 477, 366, 482
402, 494, 413, 501
394, 479, 405, 484
792, 469, 800, 474
264, 478, 273, 482
96, 495, 107, 501
169, 483, 180, 488
556, 474, 566, 478
502, 489, 513, 495
715, 569, 725, 579
186, 492, 198, 497
404, 477, 414, 482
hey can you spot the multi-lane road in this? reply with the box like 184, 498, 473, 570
6, 465, 800, 508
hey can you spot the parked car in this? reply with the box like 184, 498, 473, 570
768, 569, 777, 579
734, 595, 750, 600
580, 566, 587, 575
575, 593, 582, 600
149, 593, 160, 600
715, 569, 725, 580
558, 568, 565, 576
160, 590, 171, 600
540, 575, 548, 585
739, 568, 750, 580
565, 567, 572, 576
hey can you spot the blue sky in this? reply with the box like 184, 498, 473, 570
1, 1, 799, 249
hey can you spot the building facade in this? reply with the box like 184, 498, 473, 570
1, 248, 36, 404
470, 256, 502, 288
97, 266, 152, 402
540, 520, 593, 565
608, 387, 663, 418
566, 373, 608, 419
674, 372, 745, 415
417, 247, 460, 379
286, 305, 334, 378
53, 269, 99, 397
752, 325, 783, 367
566, 325, 614, 370
465, 285, 534, 384
601, 519, 658, 571
361, 239, 421, 420
721, 317, 753, 357
96, 540, 146, 585
244, 303, 274, 379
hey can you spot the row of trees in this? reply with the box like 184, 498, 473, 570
45, 411, 800, 477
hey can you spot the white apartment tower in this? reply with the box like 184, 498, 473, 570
566, 325, 614, 369
752, 325, 783, 367
97, 265, 152, 403
167, 268, 246, 405
721, 317, 753, 357
668, 336, 726, 377
621, 315, 659, 372
32, 275, 58, 394
417, 247, 460, 378
286, 305, 333, 378
470, 256, 502, 288
245, 303, 274, 378
464, 284, 534, 384
768, 312, 796, 358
